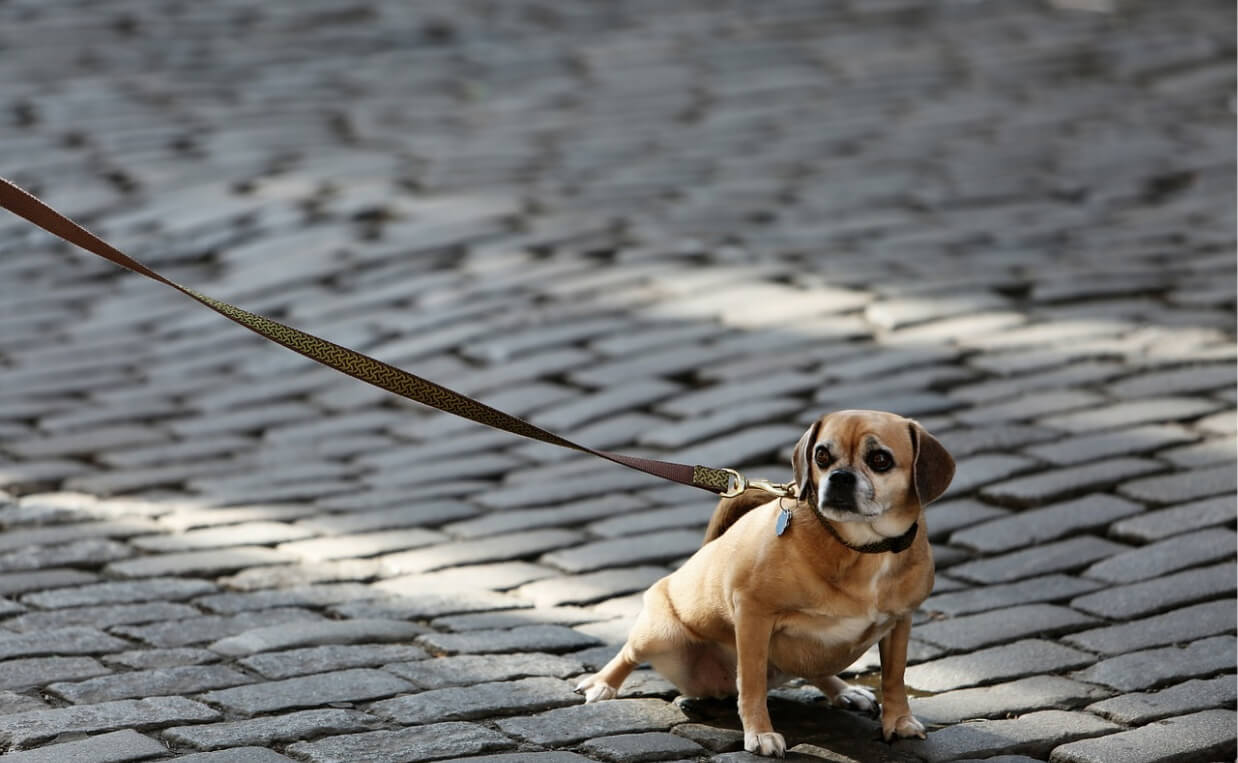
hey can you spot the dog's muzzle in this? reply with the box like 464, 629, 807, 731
822, 470, 859, 511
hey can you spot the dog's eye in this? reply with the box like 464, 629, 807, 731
866, 450, 893, 472
814, 446, 832, 468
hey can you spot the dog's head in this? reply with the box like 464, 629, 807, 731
792, 410, 954, 524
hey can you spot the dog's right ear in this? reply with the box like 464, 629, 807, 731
792, 419, 822, 504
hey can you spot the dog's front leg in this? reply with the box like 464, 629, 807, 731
878, 613, 926, 741
734, 597, 784, 757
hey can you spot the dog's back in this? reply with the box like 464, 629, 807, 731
702, 487, 776, 545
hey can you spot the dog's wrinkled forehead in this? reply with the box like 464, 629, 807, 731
815, 410, 914, 463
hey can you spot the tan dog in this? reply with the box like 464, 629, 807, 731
575, 410, 954, 757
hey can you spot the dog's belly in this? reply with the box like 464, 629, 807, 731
649, 642, 738, 699
770, 613, 895, 678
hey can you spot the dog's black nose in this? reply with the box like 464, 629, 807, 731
828, 470, 856, 489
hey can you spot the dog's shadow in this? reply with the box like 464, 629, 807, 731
619, 670, 910, 760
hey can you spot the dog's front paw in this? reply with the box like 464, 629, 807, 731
832, 684, 879, 717
744, 730, 786, 758
882, 712, 926, 741
574, 675, 617, 703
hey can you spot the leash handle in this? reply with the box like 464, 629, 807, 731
0, 176, 763, 497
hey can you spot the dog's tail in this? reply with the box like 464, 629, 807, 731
702, 487, 776, 545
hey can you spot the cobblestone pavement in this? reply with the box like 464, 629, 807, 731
0, 1, 1235, 761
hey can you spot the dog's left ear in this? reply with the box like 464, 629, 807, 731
908, 422, 955, 506
792, 419, 822, 503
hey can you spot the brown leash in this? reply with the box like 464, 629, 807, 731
0, 176, 791, 500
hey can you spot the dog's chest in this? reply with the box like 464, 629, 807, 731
776, 609, 893, 648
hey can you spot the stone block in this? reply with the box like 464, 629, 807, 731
0, 729, 166, 763
1109, 494, 1236, 542
0, 627, 128, 660
895, 710, 1119, 762
1070, 561, 1235, 619
284, 721, 512, 763
383, 652, 585, 689
1071, 636, 1236, 691
914, 604, 1098, 652
418, 625, 600, 655
949, 494, 1141, 554
948, 536, 1129, 585
239, 643, 428, 680
50, 665, 254, 704
912, 676, 1111, 725
1085, 675, 1237, 725
0, 656, 110, 691
371, 676, 579, 724
20, 578, 217, 609
1062, 600, 1236, 655
199, 668, 414, 716
923, 574, 1104, 617
980, 458, 1163, 507
0, 696, 219, 750
163, 708, 379, 750
209, 619, 423, 656
496, 698, 688, 745
1049, 709, 1236, 763
905, 640, 1094, 693
113, 608, 325, 648
580, 731, 708, 762
1117, 463, 1236, 504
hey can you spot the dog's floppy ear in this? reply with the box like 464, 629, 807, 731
792, 419, 822, 503
908, 421, 954, 506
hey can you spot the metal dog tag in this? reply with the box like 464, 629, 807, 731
775, 507, 791, 536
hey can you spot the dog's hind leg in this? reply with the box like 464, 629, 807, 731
575, 581, 686, 703
813, 674, 879, 716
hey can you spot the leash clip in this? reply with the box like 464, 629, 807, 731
719, 468, 796, 499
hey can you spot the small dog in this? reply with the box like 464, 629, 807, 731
576, 410, 954, 757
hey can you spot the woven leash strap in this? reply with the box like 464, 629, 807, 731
0, 177, 735, 495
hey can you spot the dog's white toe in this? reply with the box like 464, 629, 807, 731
833, 684, 879, 716
883, 712, 926, 741
575, 676, 617, 703
744, 731, 786, 758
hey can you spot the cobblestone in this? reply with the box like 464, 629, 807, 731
1071, 561, 1236, 619
384, 652, 584, 690
1085, 675, 1236, 726
1062, 600, 1237, 655
1049, 709, 1236, 763
912, 676, 1111, 726
0, 696, 219, 750
979, 458, 1165, 507
285, 722, 512, 763
1071, 636, 1237, 692
50, 664, 254, 704
897, 710, 1119, 762
199, 668, 414, 716
1109, 494, 1237, 541
163, 708, 380, 750
419, 625, 599, 656
209, 618, 423, 656
0, 656, 111, 691
497, 699, 688, 746
0, 0, 1233, 759
949, 494, 1141, 554
0, 729, 167, 763
914, 604, 1099, 653
904, 640, 1095, 693
1082, 528, 1236, 583
371, 676, 579, 724
239, 643, 428, 680
948, 537, 1130, 585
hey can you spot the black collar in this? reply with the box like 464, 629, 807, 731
819, 515, 919, 554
